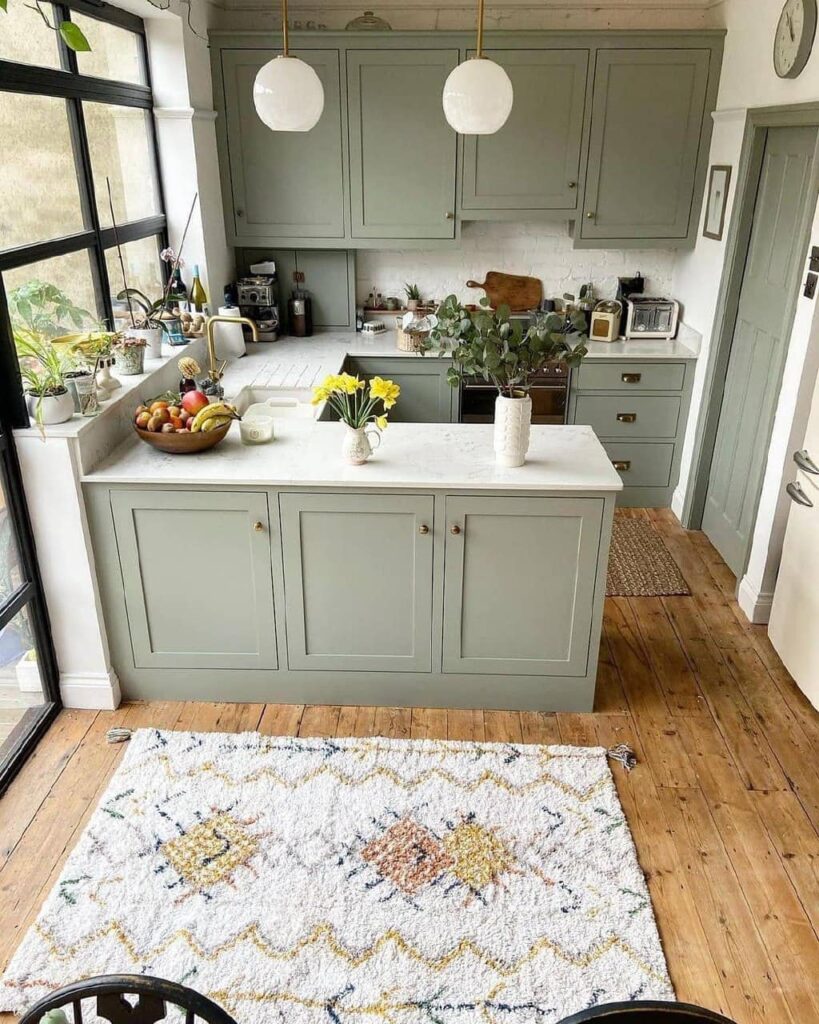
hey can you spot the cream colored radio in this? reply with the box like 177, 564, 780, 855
589, 300, 623, 343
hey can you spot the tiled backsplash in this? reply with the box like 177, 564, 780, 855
355, 221, 677, 307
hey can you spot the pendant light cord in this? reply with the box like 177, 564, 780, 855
281, 0, 289, 56
476, 0, 485, 57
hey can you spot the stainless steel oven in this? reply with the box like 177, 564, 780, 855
460, 363, 570, 425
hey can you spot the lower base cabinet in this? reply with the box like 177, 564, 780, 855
442, 496, 603, 675
91, 485, 614, 710
279, 492, 434, 671
345, 357, 458, 423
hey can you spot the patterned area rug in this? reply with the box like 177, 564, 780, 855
607, 516, 690, 597
0, 729, 674, 1022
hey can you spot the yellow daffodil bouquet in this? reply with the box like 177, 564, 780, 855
312, 373, 400, 430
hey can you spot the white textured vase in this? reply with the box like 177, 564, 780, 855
494, 393, 532, 468
128, 327, 162, 359
341, 425, 381, 465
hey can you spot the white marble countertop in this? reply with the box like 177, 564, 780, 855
83, 420, 623, 492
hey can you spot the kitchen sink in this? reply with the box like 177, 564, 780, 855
232, 386, 318, 420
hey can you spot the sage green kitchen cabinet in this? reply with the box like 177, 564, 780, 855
461, 50, 589, 215
442, 495, 603, 676
110, 490, 278, 670
346, 49, 459, 239
279, 492, 434, 671
219, 48, 346, 240
577, 48, 711, 244
346, 357, 458, 423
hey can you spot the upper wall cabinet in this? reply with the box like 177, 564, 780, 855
461, 50, 589, 215
346, 49, 459, 239
219, 48, 346, 240
577, 48, 711, 245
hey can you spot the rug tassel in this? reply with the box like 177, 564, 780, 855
107, 728, 133, 744
607, 744, 637, 772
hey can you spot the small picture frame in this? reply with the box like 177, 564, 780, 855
703, 164, 732, 241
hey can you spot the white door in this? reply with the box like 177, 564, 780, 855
768, 369, 819, 710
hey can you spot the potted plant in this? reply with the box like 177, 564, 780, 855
14, 331, 74, 429
113, 333, 148, 375
311, 372, 400, 464
404, 282, 422, 311
427, 296, 588, 467
115, 288, 165, 357
52, 330, 122, 395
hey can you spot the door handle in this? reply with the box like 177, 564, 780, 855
612, 460, 631, 472
786, 482, 814, 507
621, 373, 642, 384
794, 449, 819, 475
616, 413, 637, 423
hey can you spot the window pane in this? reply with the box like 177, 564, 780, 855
0, 94, 85, 250
0, 603, 47, 762
0, 2, 61, 68
73, 14, 146, 86
84, 103, 160, 227
106, 235, 163, 330
0, 472, 25, 608
4, 251, 99, 342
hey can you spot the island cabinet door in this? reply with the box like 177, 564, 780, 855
442, 496, 603, 676
347, 50, 458, 239
111, 490, 278, 670
280, 493, 434, 671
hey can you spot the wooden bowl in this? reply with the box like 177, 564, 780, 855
134, 420, 232, 454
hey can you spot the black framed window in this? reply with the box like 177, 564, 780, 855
0, 0, 168, 428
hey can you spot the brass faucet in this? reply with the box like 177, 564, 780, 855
204, 314, 260, 385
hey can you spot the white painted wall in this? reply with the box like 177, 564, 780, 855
671, 0, 819, 623
356, 220, 676, 307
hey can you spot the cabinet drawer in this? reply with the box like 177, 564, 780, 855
603, 443, 674, 487
575, 362, 686, 392
574, 394, 681, 439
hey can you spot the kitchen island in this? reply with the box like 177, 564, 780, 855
83, 412, 621, 712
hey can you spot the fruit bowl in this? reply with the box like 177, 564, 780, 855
134, 419, 232, 454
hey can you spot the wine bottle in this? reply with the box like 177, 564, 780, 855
190, 265, 208, 312
168, 267, 187, 310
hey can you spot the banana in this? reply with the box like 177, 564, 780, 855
201, 415, 232, 433
190, 402, 238, 433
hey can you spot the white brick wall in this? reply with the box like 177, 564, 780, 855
355, 221, 677, 307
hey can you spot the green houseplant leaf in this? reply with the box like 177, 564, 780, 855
59, 20, 91, 52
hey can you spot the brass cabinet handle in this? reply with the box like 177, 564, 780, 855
586, 211, 596, 219
612, 460, 631, 472
617, 413, 637, 423
419, 524, 430, 535
253, 521, 264, 532
445, 211, 454, 220
450, 524, 462, 535
621, 373, 642, 384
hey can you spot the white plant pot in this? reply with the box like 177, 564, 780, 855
128, 327, 162, 359
406, 298, 420, 311
26, 389, 74, 426
15, 653, 42, 695
493, 393, 532, 468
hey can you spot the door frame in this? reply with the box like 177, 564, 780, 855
682, 103, 819, 580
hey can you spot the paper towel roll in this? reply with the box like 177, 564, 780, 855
214, 305, 247, 360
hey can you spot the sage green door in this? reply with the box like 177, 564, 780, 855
221, 48, 345, 239
442, 496, 603, 676
581, 48, 709, 241
279, 493, 434, 671
110, 490, 278, 669
347, 358, 456, 422
347, 49, 458, 239
461, 50, 588, 212
702, 125, 817, 575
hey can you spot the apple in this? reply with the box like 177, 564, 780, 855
146, 414, 164, 432
161, 422, 175, 434
167, 406, 181, 419
181, 390, 209, 416
135, 404, 148, 416
149, 400, 169, 414
135, 411, 151, 429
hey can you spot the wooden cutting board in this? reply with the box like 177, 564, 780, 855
466, 271, 543, 312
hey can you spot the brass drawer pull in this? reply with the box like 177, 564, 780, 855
253, 521, 264, 532
621, 373, 642, 384
450, 524, 462, 535
617, 413, 637, 423
419, 524, 430, 535
612, 460, 631, 472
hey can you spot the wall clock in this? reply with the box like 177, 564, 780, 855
774, 0, 818, 78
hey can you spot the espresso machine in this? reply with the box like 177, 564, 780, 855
237, 262, 280, 341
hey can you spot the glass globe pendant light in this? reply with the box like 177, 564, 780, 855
253, 0, 325, 132
442, 0, 513, 134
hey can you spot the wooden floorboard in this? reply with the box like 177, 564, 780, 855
0, 515, 817, 1024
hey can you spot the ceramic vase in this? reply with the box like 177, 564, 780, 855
493, 392, 532, 468
96, 355, 121, 395
342, 425, 381, 465
114, 344, 146, 376
127, 327, 162, 358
